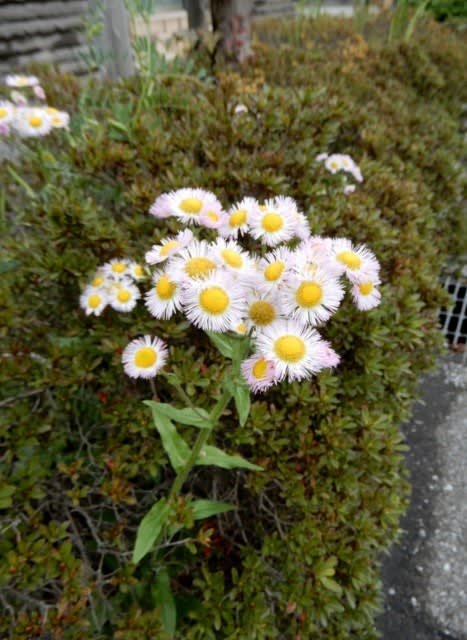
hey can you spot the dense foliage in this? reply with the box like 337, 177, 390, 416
1, 16, 465, 640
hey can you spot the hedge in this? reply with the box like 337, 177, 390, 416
0, 15, 465, 640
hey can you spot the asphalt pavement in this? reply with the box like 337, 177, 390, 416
378, 351, 467, 640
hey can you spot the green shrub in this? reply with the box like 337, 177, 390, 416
0, 16, 465, 639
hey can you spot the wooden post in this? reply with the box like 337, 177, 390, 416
210, 0, 254, 63
88, 0, 135, 79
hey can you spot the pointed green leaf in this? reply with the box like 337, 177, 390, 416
145, 400, 210, 429
133, 499, 170, 564
154, 568, 177, 635
206, 331, 234, 358
233, 384, 251, 426
191, 499, 236, 520
145, 402, 191, 472
196, 445, 263, 471
320, 576, 343, 595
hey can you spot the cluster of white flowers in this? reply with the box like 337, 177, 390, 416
0, 74, 69, 138
316, 152, 363, 194
80, 188, 381, 392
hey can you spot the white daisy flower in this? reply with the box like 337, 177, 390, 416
149, 193, 173, 219
350, 275, 382, 311
145, 229, 194, 265
145, 270, 182, 319
88, 271, 108, 289
128, 262, 147, 281
166, 240, 218, 282
12, 107, 52, 137
167, 188, 221, 225
241, 354, 278, 393
5, 74, 39, 88
218, 197, 259, 238
122, 335, 168, 379
255, 247, 297, 289
249, 197, 296, 246
0, 123, 10, 136
244, 288, 285, 330
343, 184, 356, 195
324, 154, 344, 174
292, 210, 311, 241
331, 238, 380, 281
283, 268, 345, 326
0, 101, 14, 125
199, 199, 226, 230
234, 103, 248, 115
103, 258, 131, 280
211, 238, 254, 275
315, 152, 329, 162
255, 320, 333, 382
10, 90, 27, 106
46, 108, 69, 129
182, 272, 245, 333
340, 154, 363, 182
33, 85, 46, 101
80, 286, 108, 316
109, 282, 140, 312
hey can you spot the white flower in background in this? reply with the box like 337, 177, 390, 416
145, 270, 182, 319
10, 90, 28, 106
241, 354, 277, 393
80, 286, 108, 316
211, 238, 254, 276
350, 274, 382, 311
46, 107, 69, 128
149, 193, 173, 219
12, 107, 52, 137
234, 103, 248, 115
0, 101, 14, 125
109, 282, 140, 312
344, 184, 356, 195
167, 188, 222, 225
0, 123, 10, 136
145, 229, 194, 265
255, 320, 335, 382
5, 74, 39, 88
315, 152, 328, 162
103, 258, 131, 280
182, 271, 245, 332
199, 199, 226, 229
128, 262, 146, 281
255, 247, 297, 290
33, 85, 46, 100
166, 239, 218, 282
122, 335, 168, 379
325, 154, 344, 174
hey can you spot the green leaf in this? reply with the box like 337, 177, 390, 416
133, 499, 170, 564
233, 384, 251, 427
320, 576, 343, 595
145, 401, 191, 472
206, 331, 234, 358
0, 260, 20, 275
145, 400, 210, 429
154, 568, 177, 636
191, 499, 236, 520
196, 445, 263, 471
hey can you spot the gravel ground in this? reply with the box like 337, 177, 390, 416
378, 351, 467, 640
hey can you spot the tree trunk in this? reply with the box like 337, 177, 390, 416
88, 0, 135, 80
210, 0, 254, 63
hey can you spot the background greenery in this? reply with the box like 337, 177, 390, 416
1, 14, 466, 640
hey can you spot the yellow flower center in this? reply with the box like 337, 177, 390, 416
337, 251, 361, 270
160, 240, 180, 257
91, 276, 104, 287
134, 347, 157, 368
221, 249, 243, 268
330, 161, 339, 169
117, 290, 131, 303
133, 265, 144, 277
229, 209, 247, 227
180, 197, 203, 214
184, 257, 216, 278
46, 107, 58, 115
206, 211, 220, 222
16, 77, 28, 86
51, 116, 63, 126
199, 287, 229, 314
359, 281, 374, 295
264, 261, 285, 282
252, 358, 268, 379
249, 301, 276, 326
0, 108, 8, 119
28, 115, 43, 128
112, 262, 127, 273
156, 274, 176, 300
274, 335, 306, 363
88, 294, 101, 309
235, 323, 247, 335
261, 213, 283, 233
296, 282, 323, 308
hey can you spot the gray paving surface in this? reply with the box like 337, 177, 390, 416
379, 352, 467, 640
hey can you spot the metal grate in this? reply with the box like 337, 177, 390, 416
439, 275, 467, 346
